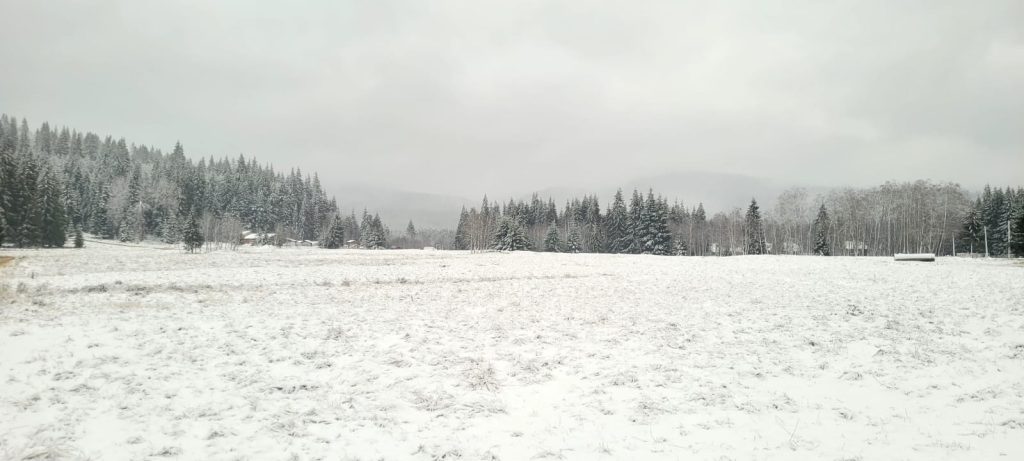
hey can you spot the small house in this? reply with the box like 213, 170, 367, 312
240, 232, 276, 246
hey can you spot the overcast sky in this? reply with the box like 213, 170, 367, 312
2, 0, 1021, 198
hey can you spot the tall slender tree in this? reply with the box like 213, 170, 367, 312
627, 189, 645, 254
606, 189, 629, 253
454, 206, 470, 250
745, 198, 767, 255
812, 204, 831, 256
40, 167, 67, 247
1010, 206, 1024, 258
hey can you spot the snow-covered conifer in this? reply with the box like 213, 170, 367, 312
543, 224, 561, 252
812, 204, 831, 256
182, 212, 204, 253
74, 225, 84, 248
323, 215, 345, 249
745, 198, 767, 255
566, 227, 581, 253
492, 217, 530, 251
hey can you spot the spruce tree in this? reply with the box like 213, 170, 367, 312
492, 217, 530, 251
363, 214, 386, 249
454, 206, 470, 250
745, 198, 767, 255
566, 226, 582, 253
323, 215, 345, 249
606, 189, 630, 253
0, 154, 13, 247
342, 212, 359, 245
17, 157, 43, 247
373, 214, 387, 249
91, 184, 113, 239
544, 224, 561, 252
40, 169, 67, 247
674, 235, 688, 255
74, 225, 84, 248
406, 220, 416, 239
812, 204, 831, 256
627, 189, 645, 254
181, 212, 204, 253
692, 203, 707, 255
161, 213, 180, 244
1011, 208, 1024, 258
982, 186, 1008, 256
118, 218, 134, 242
0, 122, 10, 246
646, 192, 673, 255
360, 209, 374, 247
958, 200, 984, 254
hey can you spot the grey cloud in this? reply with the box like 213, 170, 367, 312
2, 0, 1021, 204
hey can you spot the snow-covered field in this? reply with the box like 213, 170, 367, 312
1, 245, 1022, 460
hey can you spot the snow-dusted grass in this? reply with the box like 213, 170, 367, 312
1, 246, 1022, 460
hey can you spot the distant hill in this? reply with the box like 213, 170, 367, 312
322, 183, 472, 230
325, 171, 829, 231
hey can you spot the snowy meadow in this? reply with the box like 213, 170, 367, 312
1, 245, 1022, 460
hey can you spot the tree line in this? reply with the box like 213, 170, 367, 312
4, 114, 1020, 256
0, 114, 400, 251
454, 181, 1024, 257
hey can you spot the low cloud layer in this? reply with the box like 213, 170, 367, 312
2, 0, 1021, 198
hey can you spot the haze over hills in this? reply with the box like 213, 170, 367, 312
328, 171, 829, 230
322, 183, 473, 231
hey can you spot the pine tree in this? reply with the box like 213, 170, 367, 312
543, 224, 561, 252
181, 212, 204, 253
812, 204, 831, 256
492, 217, 530, 251
745, 198, 767, 255
323, 215, 345, 249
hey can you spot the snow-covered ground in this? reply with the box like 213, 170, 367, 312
1, 245, 1022, 460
